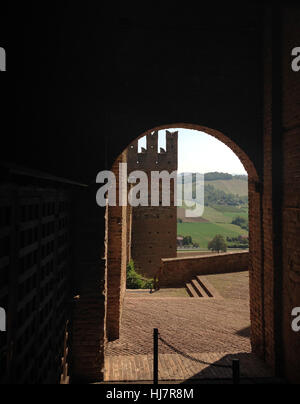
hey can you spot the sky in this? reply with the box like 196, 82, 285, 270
138, 128, 247, 175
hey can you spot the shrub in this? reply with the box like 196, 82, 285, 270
231, 216, 249, 230
126, 259, 154, 289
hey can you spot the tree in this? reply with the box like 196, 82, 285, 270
208, 234, 227, 253
183, 235, 193, 246
231, 216, 249, 230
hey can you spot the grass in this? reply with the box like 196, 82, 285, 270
205, 179, 248, 196
179, 204, 248, 224
201, 205, 229, 223
177, 222, 248, 248
222, 210, 248, 221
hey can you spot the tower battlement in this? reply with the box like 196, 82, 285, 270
127, 130, 178, 172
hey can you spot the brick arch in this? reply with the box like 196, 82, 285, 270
131, 123, 259, 182
106, 123, 265, 368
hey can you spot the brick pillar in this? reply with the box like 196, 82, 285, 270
281, 5, 300, 383
248, 178, 265, 359
71, 185, 106, 383
72, 264, 106, 383
106, 152, 128, 341
261, 6, 278, 371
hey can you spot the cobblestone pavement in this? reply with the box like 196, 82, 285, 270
105, 272, 256, 381
105, 351, 273, 382
106, 297, 251, 356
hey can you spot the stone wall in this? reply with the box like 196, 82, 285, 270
157, 252, 249, 288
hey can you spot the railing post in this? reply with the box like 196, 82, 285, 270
153, 328, 158, 384
232, 359, 240, 384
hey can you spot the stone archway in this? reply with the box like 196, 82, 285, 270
105, 123, 265, 365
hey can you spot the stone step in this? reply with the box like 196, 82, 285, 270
185, 282, 199, 298
191, 278, 210, 297
196, 276, 223, 299
195, 276, 213, 297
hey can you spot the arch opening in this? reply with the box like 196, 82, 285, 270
104, 123, 265, 382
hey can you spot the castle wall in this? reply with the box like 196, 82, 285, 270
157, 252, 249, 288
127, 131, 178, 278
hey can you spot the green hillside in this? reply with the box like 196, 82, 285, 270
202, 205, 248, 223
177, 222, 248, 248
177, 173, 248, 197
205, 179, 248, 196
177, 172, 249, 249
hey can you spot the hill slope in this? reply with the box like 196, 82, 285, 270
205, 179, 248, 196
177, 172, 249, 249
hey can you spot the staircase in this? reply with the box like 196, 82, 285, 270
185, 276, 222, 298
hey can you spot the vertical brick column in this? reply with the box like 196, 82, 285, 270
106, 151, 128, 341
248, 178, 265, 359
71, 185, 106, 383
72, 262, 106, 383
261, 6, 278, 371
281, 5, 300, 383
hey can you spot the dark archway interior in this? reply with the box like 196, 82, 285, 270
0, 3, 299, 384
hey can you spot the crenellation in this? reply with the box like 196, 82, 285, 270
166, 130, 178, 155
147, 131, 159, 152
128, 130, 178, 172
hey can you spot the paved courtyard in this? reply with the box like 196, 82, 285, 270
105, 271, 273, 382
106, 297, 251, 357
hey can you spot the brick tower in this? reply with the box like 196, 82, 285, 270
127, 130, 178, 278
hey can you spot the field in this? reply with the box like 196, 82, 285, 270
178, 178, 248, 198
205, 179, 248, 196
177, 176, 249, 249
178, 204, 248, 222
177, 222, 248, 248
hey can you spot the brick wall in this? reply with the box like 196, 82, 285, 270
70, 185, 106, 383
259, 5, 300, 382
157, 252, 249, 288
106, 152, 128, 341
262, 6, 277, 369
127, 130, 178, 278
281, 6, 300, 383
0, 182, 72, 384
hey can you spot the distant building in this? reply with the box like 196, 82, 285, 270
177, 236, 184, 247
